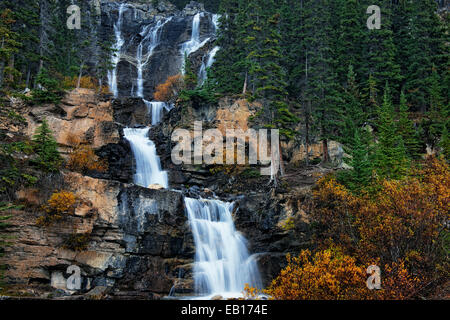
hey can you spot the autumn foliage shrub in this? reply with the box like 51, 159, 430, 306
265, 249, 421, 300
67, 144, 108, 174
38, 191, 77, 225
63, 76, 97, 90
153, 74, 183, 102
267, 156, 449, 300
266, 248, 370, 300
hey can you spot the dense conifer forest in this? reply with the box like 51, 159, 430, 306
0, 0, 448, 300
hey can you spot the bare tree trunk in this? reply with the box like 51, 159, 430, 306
0, 61, 5, 89
305, 100, 311, 166
98, 77, 103, 93
77, 62, 85, 89
37, 0, 46, 78
0, 37, 5, 89
322, 139, 330, 163
279, 142, 285, 177
8, 55, 15, 83
242, 71, 248, 94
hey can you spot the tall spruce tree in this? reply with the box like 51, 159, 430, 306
339, 129, 372, 191
440, 124, 450, 160
303, 0, 342, 162
426, 66, 447, 149
397, 90, 421, 159
334, 0, 367, 86
0, 9, 21, 91
361, 0, 402, 95
396, 0, 446, 112
32, 118, 62, 172
340, 65, 367, 144
375, 83, 409, 179
211, 0, 245, 94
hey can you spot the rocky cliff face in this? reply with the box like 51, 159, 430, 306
2, 1, 326, 300
3, 86, 326, 299
6, 172, 194, 299
102, 1, 218, 99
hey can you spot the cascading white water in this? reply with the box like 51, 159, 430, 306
143, 100, 172, 126
124, 128, 169, 189
198, 46, 220, 85
212, 14, 220, 31
180, 13, 201, 55
136, 17, 172, 98
184, 198, 262, 297
197, 14, 220, 85
108, 3, 126, 98
181, 13, 211, 74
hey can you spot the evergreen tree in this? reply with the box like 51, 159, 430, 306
439, 124, 450, 161
396, 0, 446, 112
32, 118, 62, 172
361, 74, 379, 124
303, 0, 342, 162
361, 0, 402, 94
183, 54, 198, 90
11, 0, 40, 89
374, 83, 409, 179
96, 37, 115, 92
249, 0, 298, 136
0, 9, 21, 91
238, 0, 263, 96
340, 65, 367, 145
339, 65, 372, 190
32, 68, 64, 104
211, 0, 245, 94
340, 129, 372, 191
334, 0, 367, 86
397, 90, 421, 159
424, 65, 449, 150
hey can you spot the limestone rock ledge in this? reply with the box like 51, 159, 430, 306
4, 172, 194, 299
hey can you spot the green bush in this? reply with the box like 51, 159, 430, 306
31, 68, 64, 104
31, 118, 62, 172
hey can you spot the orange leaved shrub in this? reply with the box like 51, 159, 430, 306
266, 248, 370, 300
153, 74, 183, 102
45, 191, 76, 215
67, 144, 108, 174
265, 248, 421, 300
313, 156, 449, 272
267, 156, 449, 300
38, 190, 77, 225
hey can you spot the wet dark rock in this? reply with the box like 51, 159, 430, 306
96, 141, 134, 183
112, 98, 151, 127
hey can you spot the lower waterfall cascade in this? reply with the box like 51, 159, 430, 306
184, 198, 262, 298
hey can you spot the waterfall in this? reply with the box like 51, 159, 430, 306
184, 198, 262, 297
108, 3, 126, 98
198, 46, 220, 85
136, 17, 172, 98
181, 13, 210, 73
124, 128, 169, 189
198, 14, 220, 85
143, 100, 172, 126
212, 14, 220, 31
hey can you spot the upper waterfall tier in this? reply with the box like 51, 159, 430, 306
102, 1, 218, 100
